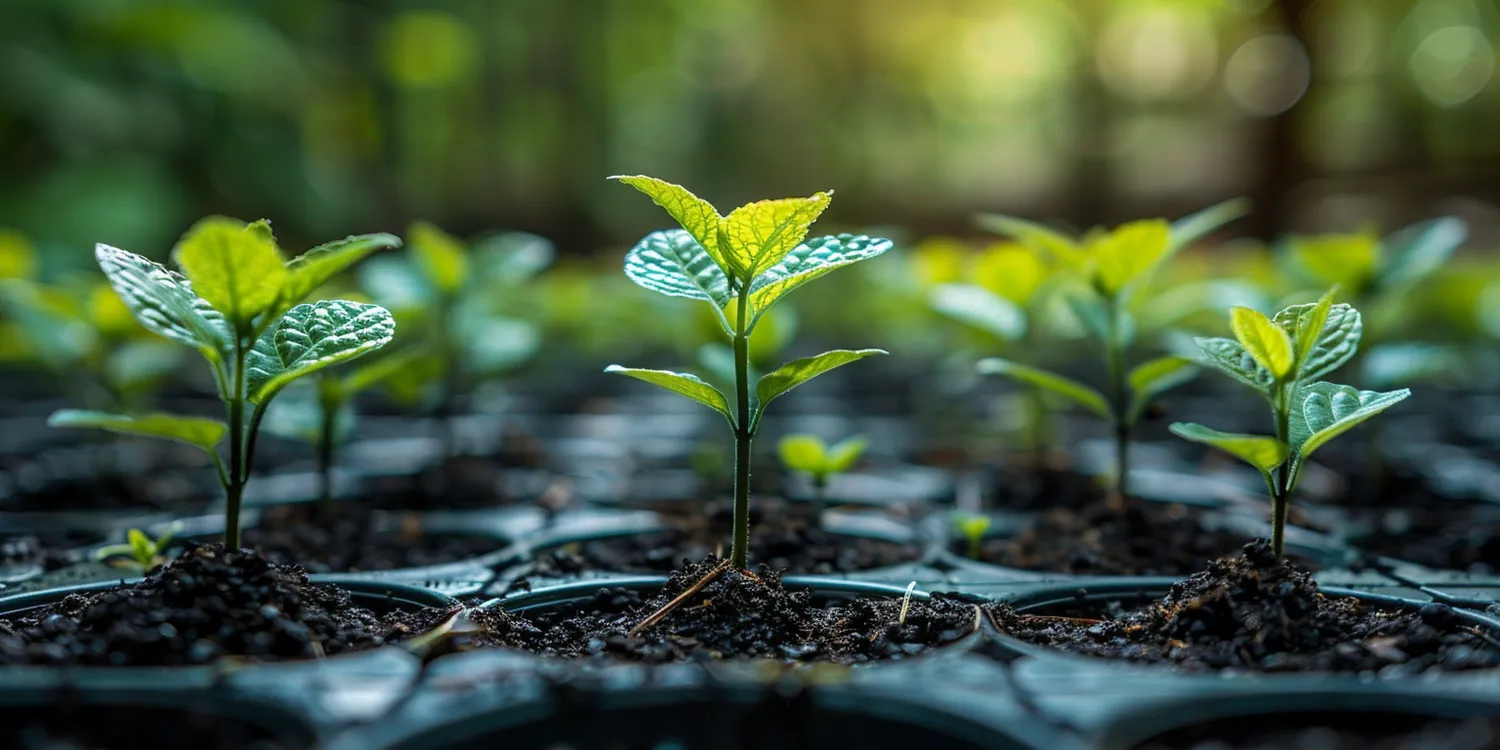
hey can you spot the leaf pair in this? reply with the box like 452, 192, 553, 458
1197, 290, 1361, 396
975, 355, 1196, 428
1286, 216, 1466, 298
778, 434, 867, 481
607, 348, 886, 433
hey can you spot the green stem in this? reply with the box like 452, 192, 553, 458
225, 336, 247, 551
317, 390, 339, 506
1270, 383, 1294, 559
813, 475, 828, 522
731, 287, 753, 570
1105, 309, 1130, 502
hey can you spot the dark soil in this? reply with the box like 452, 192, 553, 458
244, 503, 504, 574
0, 544, 448, 666
1, 529, 103, 573
0, 443, 214, 512
0, 702, 306, 750
996, 541, 1500, 673
991, 462, 1104, 512
361, 455, 515, 510
1347, 501, 1500, 574
531, 504, 920, 577
474, 556, 984, 664
0, 470, 207, 513
961, 500, 1315, 576
1139, 712, 1500, 750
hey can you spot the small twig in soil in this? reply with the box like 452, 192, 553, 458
1466, 626, 1500, 652
628, 559, 733, 637
970, 604, 983, 634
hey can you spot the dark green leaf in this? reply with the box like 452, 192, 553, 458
246, 300, 396, 404
605, 366, 733, 425
94, 244, 230, 361
754, 349, 887, 432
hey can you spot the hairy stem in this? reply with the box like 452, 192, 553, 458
731, 288, 753, 570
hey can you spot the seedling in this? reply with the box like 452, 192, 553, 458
48, 218, 399, 549
953, 513, 992, 560
973, 200, 1247, 500
777, 433, 867, 515
95, 525, 179, 572
609, 175, 892, 569
1171, 290, 1410, 558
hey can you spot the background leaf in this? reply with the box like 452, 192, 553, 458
1170, 422, 1288, 472
1093, 219, 1171, 296
778, 434, 827, 473
408, 221, 469, 295
1127, 356, 1199, 424
976, 358, 1112, 420
247, 300, 396, 403
929, 284, 1026, 341
754, 348, 886, 431
723, 192, 831, 280
604, 365, 733, 424
48, 409, 226, 452
1379, 216, 1466, 293
974, 213, 1087, 269
747, 234, 892, 322
174, 217, 287, 325
824, 436, 867, 473
95, 244, 230, 360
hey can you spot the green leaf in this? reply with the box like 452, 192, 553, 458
128, 529, 152, 563
754, 349, 886, 432
1272, 295, 1360, 381
1126, 356, 1199, 425
723, 192, 832, 281
824, 436, 867, 473
611, 175, 729, 276
1169, 423, 1289, 473
623, 230, 732, 314
48, 410, 226, 452
1288, 232, 1379, 292
1064, 291, 1113, 343
475, 231, 554, 285
974, 213, 1087, 269
929, 284, 1026, 341
778, 434, 828, 473
604, 366, 733, 425
277, 233, 403, 316
408, 222, 469, 295
1289, 382, 1411, 460
1230, 306, 1294, 380
1168, 198, 1250, 252
1379, 216, 1466, 292
173, 217, 287, 326
461, 316, 540, 374
94, 244, 231, 360
1195, 336, 1275, 393
1093, 219, 1172, 296
976, 358, 1112, 420
340, 347, 428, 396
246, 300, 396, 404
746, 234, 892, 323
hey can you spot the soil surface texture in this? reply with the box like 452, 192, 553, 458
991, 462, 1105, 512
0, 703, 305, 750
962, 500, 1313, 576
245, 503, 503, 573
532, 503, 920, 577
997, 540, 1500, 673
1, 529, 102, 573
475, 556, 983, 663
1348, 501, 1500, 574
1139, 712, 1500, 750
0, 544, 447, 666
361, 455, 515, 510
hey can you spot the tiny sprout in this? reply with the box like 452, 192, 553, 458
899, 581, 917, 626
48, 219, 400, 549
609, 176, 892, 569
953, 513, 992, 560
96, 525, 178, 572
1171, 289, 1410, 558
778, 434, 867, 516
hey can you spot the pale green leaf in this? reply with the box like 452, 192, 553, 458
475, 231, 554, 285
1093, 219, 1172, 296
129, 529, 152, 563
173, 217, 287, 326
408, 222, 469, 295
611, 175, 729, 276
340, 347, 428, 396
1194, 336, 1275, 393
1126, 356, 1199, 425
277, 233, 403, 316
1169, 422, 1288, 472
1064, 291, 1112, 343
754, 349, 886, 432
623, 230, 732, 312
747, 234, 892, 323
1289, 382, 1411, 460
604, 365, 733, 425
723, 192, 832, 281
1288, 233, 1379, 292
48, 409, 226, 452
246, 300, 396, 403
824, 436, 867, 473
1379, 216, 1466, 292
461, 316, 540, 374
94, 244, 231, 360
976, 358, 1112, 420
1230, 306, 1294, 379
1168, 198, 1250, 251
1272, 299, 1361, 382
930, 284, 1026, 342
974, 213, 1087, 269
778, 434, 828, 474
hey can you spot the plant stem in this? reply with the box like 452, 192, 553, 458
1105, 312, 1130, 503
317, 385, 339, 506
731, 288, 753, 570
225, 336, 248, 551
1270, 384, 1294, 559
813, 475, 828, 523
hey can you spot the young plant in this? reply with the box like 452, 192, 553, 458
973, 200, 1247, 500
1170, 290, 1410, 558
777, 433, 867, 514
48, 219, 399, 549
609, 176, 892, 570
95, 526, 178, 572
953, 513, 992, 560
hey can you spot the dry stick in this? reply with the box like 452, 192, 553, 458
628, 559, 733, 638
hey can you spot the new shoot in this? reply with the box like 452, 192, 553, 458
777, 433, 867, 516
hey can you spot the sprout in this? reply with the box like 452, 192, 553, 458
609, 176, 892, 570
95, 526, 179, 573
48, 219, 399, 549
1171, 290, 1410, 558
953, 513, 992, 560
777, 433, 867, 516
